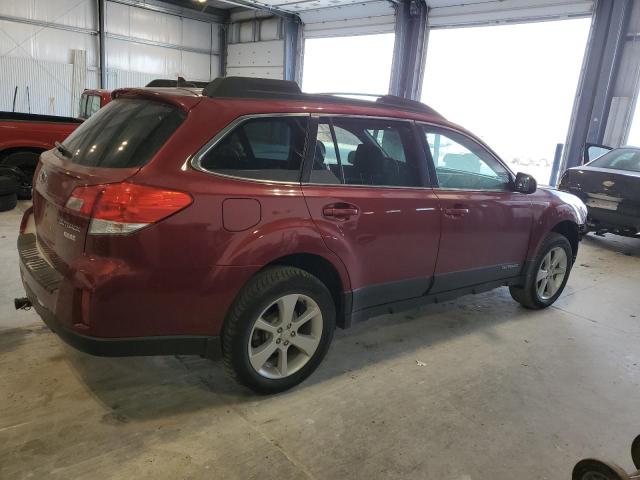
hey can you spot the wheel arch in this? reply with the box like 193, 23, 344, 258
551, 220, 580, 261
0, 146, 45, 163
261, 252, 351, 329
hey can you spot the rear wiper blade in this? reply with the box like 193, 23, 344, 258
54, 141, 73, 159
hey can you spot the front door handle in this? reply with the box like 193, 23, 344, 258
323, 203, 359, 220
444, 207, 470, 217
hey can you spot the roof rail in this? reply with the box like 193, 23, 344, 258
375, 95, 437, 115
200, 77, 442, 117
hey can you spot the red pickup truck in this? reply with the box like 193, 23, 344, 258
0, 89, 111, 198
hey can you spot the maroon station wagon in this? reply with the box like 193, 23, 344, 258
17, 77, 587, 393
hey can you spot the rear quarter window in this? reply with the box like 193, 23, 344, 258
197, 116, 309, 182
62, 98, 185, 168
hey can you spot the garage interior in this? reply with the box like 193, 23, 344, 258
1, 0, 640, 478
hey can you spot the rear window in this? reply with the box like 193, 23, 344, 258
62, 98, 185, 168
589, 148, 640, 172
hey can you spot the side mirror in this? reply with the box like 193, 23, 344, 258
514, 172, 537, 194
584, 143, 612, 164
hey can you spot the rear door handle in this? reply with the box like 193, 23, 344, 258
323, 203, 359, 220
444, 207, 470, 217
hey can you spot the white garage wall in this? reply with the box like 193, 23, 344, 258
0, 0, 97, 116
0, 56, 74, 116
226, 11, 285, 79
104, 1, 221, 89
0, 0, 222, 116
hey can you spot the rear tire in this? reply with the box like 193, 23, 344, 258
222, 266, 336, 394
510, 232, 573, 309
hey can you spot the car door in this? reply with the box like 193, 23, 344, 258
302, 116, 441, 311
418, 124, 533, 293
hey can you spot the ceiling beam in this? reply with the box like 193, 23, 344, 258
213, 0, 298, 18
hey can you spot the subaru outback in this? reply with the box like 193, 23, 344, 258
17, 77, 587, 393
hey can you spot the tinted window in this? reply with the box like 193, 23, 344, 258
310, 118, 420, 187
62, 98, 185, 168
422, 127, 511, 191
589, 148, 640, 172
199, 116, 309, 182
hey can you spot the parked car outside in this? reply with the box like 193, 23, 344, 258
17, 77, 587, 393
559, 145, 640, 238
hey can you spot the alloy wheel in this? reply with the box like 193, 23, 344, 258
536, 246, 568, 300
248, 294, 323, 379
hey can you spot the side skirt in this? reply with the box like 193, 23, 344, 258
341, 275, 525, 328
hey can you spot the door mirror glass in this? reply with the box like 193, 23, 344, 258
584, 143, 612, 164
514, 172, 537, 194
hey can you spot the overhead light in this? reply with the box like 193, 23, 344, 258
196, 0, 207, 3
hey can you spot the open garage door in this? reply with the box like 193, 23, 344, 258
299, 1, 395, 38
421, 17, 592, 185
428, 0, 593, 27
299, 1, 396, 94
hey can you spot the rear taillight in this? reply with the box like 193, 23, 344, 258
66, 182, 192, 235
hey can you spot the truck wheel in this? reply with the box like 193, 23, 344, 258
0, 176, 18, 211
572, 459, 630, 480
1, 151, 39, 199
632, 434, 640, 470
222, 266, 335, 394
0, 193, 17, 212
510, 232, 573, 309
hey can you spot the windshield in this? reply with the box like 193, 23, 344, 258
588, 148, 640, 173
62, 98, 185, 168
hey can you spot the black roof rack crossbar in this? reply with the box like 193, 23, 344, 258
146, 77, 208, 88
201, 77, 442, 118
203, 76, 302, 98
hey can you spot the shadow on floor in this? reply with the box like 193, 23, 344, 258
0, 325, 48, 354
63, 287, 539, 422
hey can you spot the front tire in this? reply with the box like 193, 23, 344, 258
222, 266, 336, 394
510, 232, 573, 309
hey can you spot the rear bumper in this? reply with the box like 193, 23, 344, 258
586, 207, 639, 233
18, 230, 221, 359
23, 282, 221, 358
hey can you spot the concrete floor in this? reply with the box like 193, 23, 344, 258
1, 201, 639, 480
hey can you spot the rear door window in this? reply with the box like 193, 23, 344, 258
198, 116, 309, 182
309, 117, 421, 187
61, 98, 185, 168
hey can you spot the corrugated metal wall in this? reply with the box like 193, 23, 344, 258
0, 56, 73, 116
0, 0, 222, 116
105, 1, 221, 83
